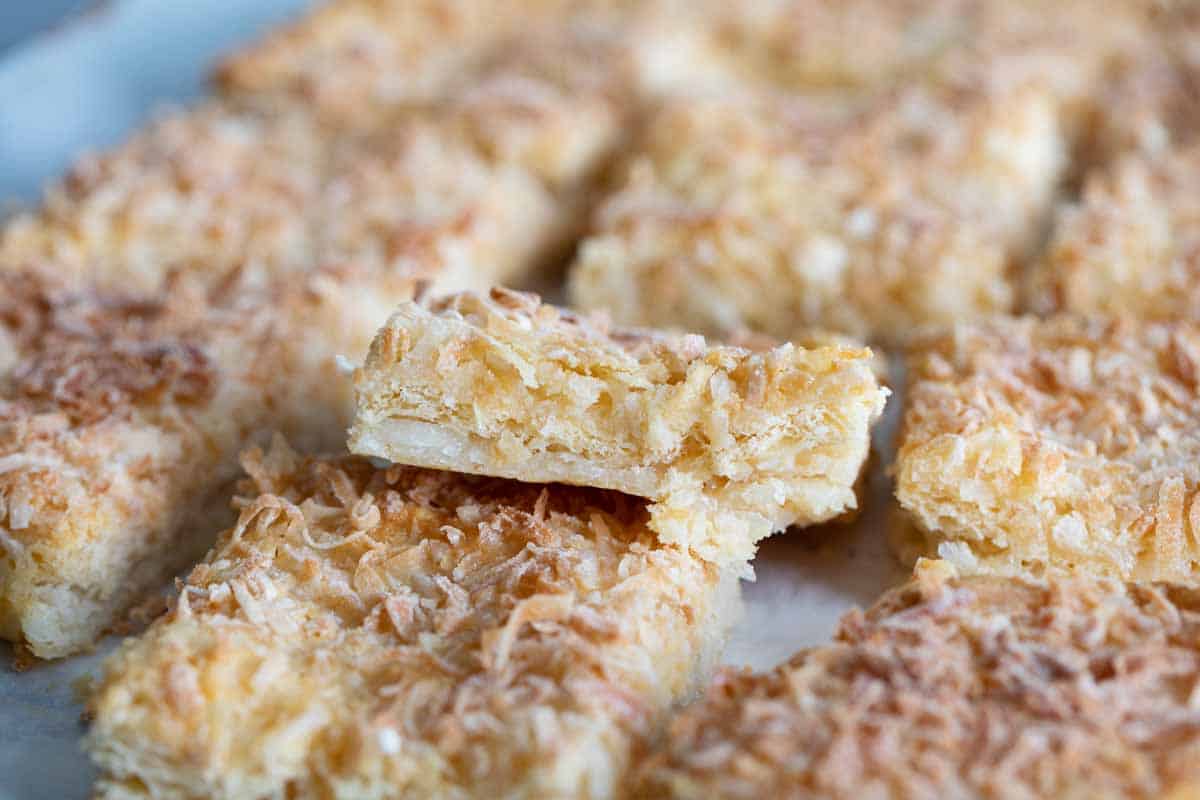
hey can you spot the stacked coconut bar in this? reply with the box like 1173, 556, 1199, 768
83, 286, 887, 796
7, 0, 881, 796
349, 289, 888, 565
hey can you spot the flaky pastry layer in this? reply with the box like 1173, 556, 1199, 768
351, 290, 887, 566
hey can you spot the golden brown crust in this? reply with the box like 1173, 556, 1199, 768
86, 440, 740, 799
0, 272, 262, 658
638, 560, 1200, 799
351, 289, 887, 565
896, 315, 1200, 580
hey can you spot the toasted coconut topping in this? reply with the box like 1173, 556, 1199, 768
639, 560, 1200, 799
0, 100, 563, 296
86, 440, 739, 799
1, 272, 221, 424
2, 276, 216, 424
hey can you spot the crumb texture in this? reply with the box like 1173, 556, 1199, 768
638, 561, 1200, 800
564, 0, 1162, 345
86, 440, 738, 799
897, 316, 1200, 580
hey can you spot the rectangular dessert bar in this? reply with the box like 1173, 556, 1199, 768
0, 100, 564, 296
638, 559, 1200, 799
0, 267, 413, 659
349, 289, 887, 565
568, 79, 1066, 345
895, 315, 1200, 581
85, 441, 741, 799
